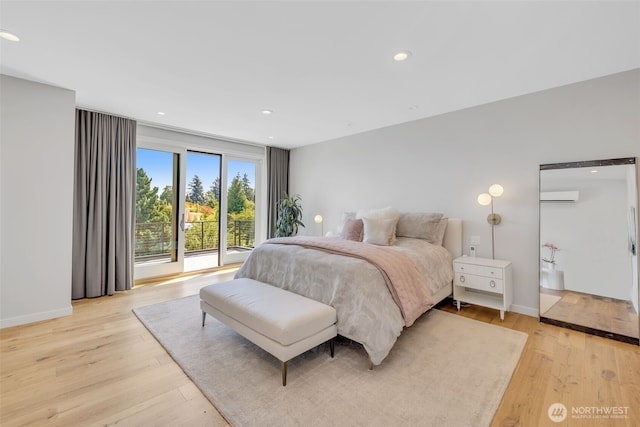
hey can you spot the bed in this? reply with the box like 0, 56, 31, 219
234, 211, 462, 365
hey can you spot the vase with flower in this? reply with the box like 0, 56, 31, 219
542, 242, 559, 268
541, 242, 564, 290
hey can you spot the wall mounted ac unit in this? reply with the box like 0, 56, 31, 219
540, 191, 579, 202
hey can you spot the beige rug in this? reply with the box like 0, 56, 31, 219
134, 295, 527, 427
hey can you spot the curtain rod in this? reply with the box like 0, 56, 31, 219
76, 104, 268, 150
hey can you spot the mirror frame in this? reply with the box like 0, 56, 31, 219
539, 157, 639, 345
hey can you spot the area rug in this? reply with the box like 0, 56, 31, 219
133, 295, 527, 427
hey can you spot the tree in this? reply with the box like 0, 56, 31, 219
205, 177, 220, 210
227, 173, 248, 214
210, 177, 221, 204
136, 168, 161, 223
159, 185, 173, 204
242, 173, 255, 202
205, 188, 219, 211
187, 175, 205, 205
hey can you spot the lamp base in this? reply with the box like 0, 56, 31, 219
487, 213, 502, 225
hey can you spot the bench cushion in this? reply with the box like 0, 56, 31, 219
199, 278, 336, 346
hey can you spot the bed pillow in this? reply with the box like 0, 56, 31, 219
335, 211, 356, 234
362, 217, 397, 246
340, 218, 363, 241
356, 206, 400, 221
432, 217, 448, 246
396, 212, 444, 243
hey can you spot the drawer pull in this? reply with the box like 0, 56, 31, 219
459, 275, 466, 283
490, 280, 496, 288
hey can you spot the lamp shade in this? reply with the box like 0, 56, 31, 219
314, 214, 323, 224
477, 193, 492, 206
489, 184, 504, 197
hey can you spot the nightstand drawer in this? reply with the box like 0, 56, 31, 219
454, 263, 504, 279
454, 272, 504, 293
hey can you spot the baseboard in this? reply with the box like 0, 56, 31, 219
0, 306, 73, 329
509, 304, 538, 318
541, 316, 640, 345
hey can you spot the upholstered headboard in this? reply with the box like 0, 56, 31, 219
443, 218, 462, 259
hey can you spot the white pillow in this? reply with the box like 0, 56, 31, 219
338, 211, 356, 233
362, 217, 397, 246
358, 207, 400, 244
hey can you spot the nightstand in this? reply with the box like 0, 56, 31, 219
453, 256, 512, 320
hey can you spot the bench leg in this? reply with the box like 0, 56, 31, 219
201, 311, 206, 327
282, 361, 288, 386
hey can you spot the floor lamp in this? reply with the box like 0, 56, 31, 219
314, 214, 323, 237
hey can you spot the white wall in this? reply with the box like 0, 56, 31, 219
289, 69, 640, 316
1, 75, 76, 328
540, 178, 631, 300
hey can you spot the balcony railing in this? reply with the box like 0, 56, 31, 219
135, 219, 255, 261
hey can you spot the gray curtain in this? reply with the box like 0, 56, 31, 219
72, 109, 136, 299
266, 147, 290, 238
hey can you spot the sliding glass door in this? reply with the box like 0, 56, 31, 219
223, 158, 258, 264
135, 140, 262, 280
184, 151, 222, 271
135, 146, 184, 278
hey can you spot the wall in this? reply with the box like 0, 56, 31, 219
289, 69, 640, 316
540, 177, 631, 300
1, 75, 76, 328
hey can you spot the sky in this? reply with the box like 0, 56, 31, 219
137, 148, 255, 195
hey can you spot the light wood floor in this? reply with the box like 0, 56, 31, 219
2, 271, 639, 427
540, 288, 639, 340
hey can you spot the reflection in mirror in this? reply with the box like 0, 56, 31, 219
539, 158, 639, 345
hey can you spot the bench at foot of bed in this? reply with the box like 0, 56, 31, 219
199, 278, 337, 386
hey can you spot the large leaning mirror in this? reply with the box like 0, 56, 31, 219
539, 157, 639, 345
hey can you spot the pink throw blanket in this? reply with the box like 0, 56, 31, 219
265, 236, 434, 327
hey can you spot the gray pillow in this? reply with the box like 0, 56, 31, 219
396, 212, 444, 243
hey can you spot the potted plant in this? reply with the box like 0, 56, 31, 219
274, 193, 305, 237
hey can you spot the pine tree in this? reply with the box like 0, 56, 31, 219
242, 173, 255, 202
227, 173, 248, 214
136, 168, 161, 223
187, 175, 205, 205
159, 185, 173, 204
207, 177, 221, 206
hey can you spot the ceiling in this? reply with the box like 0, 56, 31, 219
1, 1, 639, 149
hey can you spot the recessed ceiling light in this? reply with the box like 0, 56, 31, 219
590, 169, 599, 173
261, 109, 273, 115
157, 111, 166, 116
393, 50, 412, 61
409, 105, 419, 110
268, 136, 274, 140
0, 30, 20, 42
